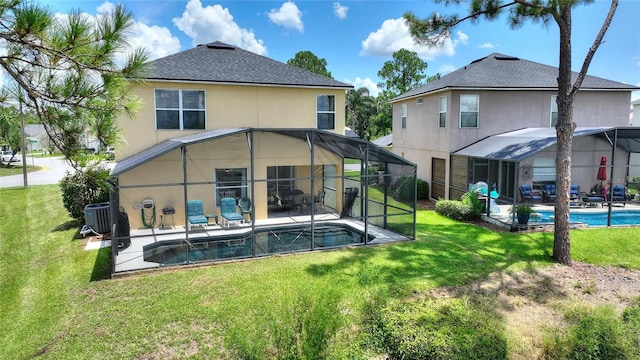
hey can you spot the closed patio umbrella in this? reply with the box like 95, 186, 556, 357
597, 156, 607, 182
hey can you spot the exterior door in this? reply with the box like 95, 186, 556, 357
431, 158, 446, 200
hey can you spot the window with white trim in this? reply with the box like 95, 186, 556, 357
317, 95, 335, 129
155, 89, 206, 130
439, 96, 447, 128
401, 103, 407, 128
533, 158, 556, 182
550, 95, 558, 127
460, 94, 479, 128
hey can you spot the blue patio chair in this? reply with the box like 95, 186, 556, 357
543, 184, 556, 203
220, 197, 244, 227
519, 184, 542, 203
610, 185, 627, 206
570, 184, 580, 198
186, 200, 208, 231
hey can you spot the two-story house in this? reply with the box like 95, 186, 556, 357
390, 53, 639, 202
107, 41, 416, 273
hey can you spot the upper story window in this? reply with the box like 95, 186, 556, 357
155, 89, 206, 130
550, 95, 558, 127
317, 95, 335, 130
439, 96, 447, 128
416, 98, 424, 104
401, 103, 407, 128
460, 94, 479, 128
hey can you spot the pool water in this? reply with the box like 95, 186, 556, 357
532, 209, 640, 227
143, 223, 374, 266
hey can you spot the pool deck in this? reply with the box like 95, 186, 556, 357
107, 212, 412, 275
485, 200, 640, 232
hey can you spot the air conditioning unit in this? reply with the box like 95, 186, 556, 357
84, 202, 112, 234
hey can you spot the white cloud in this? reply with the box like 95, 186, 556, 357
438, 64, 457, 74
360, 18, 468, 60
333, 2, 348, 19
346, 77, 380, 97
478, 42, 497, 49
173, 0, 267, 55
268, 2, 303, 32
53, 2, 181, 65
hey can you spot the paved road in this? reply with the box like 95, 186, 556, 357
0, 156, 75, 188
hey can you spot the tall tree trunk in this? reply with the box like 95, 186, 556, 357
553, 5, 575, 266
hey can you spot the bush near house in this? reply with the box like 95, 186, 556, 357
435, 191, 482, 221
59, 167, 110, 221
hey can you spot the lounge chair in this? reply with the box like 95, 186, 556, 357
186, 200, 208, 231
220, 197, 244, 227
238, 197, 252, 223
543, 184, 556, 203
519, 184, 542, 203
570, 184, 580, 198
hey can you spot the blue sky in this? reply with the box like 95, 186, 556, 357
48, 0, 640, 100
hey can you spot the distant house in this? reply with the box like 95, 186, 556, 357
108, 41, 416, 272
390, 53, 639, 201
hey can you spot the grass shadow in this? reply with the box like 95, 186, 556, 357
90, 246, 112, 281
53, 219, 80, 233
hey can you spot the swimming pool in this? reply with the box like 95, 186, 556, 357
143, 223, 375, 266
532, 209, 640, 227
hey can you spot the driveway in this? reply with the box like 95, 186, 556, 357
0, 156, 75, 188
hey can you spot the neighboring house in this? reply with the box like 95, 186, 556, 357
23, 124, 52, 152
110, 42, 415, 247
629, 98, 640, 178
390, 53, 639, 201
372, 134, 392, 149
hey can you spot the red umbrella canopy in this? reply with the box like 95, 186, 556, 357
597, 156, 607, 181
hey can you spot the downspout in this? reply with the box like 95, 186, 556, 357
413, 163, 417, 240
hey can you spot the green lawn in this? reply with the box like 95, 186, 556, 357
1, 185, 638, 359
0, 164, 42, 176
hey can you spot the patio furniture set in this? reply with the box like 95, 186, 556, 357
186, 197, 252, 231
519, 183, 631, 208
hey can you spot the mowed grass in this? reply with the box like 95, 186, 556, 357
1, 185, 639, 359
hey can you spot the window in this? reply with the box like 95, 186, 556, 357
401, 104, 407, 129
550, 95, 558, 127
460, 94, 479, 128
533, 158, 555, 182
215, 168, 247, 205
155, 89, 206, 130
439, 96, 447, 128
416, 98, 424, 104
317, 95, 335, 129
267, 166, 295, 194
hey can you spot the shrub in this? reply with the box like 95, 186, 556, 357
434, 191, 483, 221
59, 167, 111, 221
461, 191, 483, 220
371, 296, 507, 359
393, 176, 415, 202
416, 178, 429, 200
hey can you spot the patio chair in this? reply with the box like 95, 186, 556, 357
289, 193, 308, 214
314, 190, 325, 212
519, 184, 542, 203
238, 197, 252, 223
186, 200, 208, 231
543, 184, 556, 203
570, 184, 580, 199
220, 197, 244, 227
610, 185, 627, 206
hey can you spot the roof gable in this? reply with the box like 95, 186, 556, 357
393, 53, 639, 101
144, 41, 353, 89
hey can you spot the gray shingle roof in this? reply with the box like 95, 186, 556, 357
392, 53, 639, 102
144, 41, 353, 89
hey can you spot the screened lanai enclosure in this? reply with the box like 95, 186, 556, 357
450, 127, 640, 228
108, 128, 416, 273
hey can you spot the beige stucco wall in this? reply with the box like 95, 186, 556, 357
117, 82, 347, 158
118, 132, 343, 229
